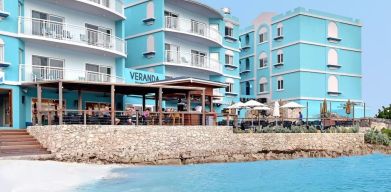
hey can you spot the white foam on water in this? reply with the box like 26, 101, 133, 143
0, 160, 122, 192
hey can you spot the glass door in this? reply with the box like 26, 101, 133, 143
165, 44, 180, 63
48, 15, 64, 39
32, 11, 48, 36
0, 89, 12, 127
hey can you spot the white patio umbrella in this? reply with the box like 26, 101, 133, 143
273, 101, 280, 126
254, 106, 271, 111
244, 100, 266, 127
227, 102, 246, 109
280, 101, 305, 109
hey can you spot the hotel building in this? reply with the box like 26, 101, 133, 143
0, 0, 126, 128
123, 0, 241, 112
0, 0, 241, 128
239, 8, 363, 118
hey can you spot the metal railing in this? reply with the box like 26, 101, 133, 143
164, 50, 222, 73
19, 64, 124, 83
165, 16, 222, 44
85, 0, 124, 16
18, 17, 126, 54
34, 110, 217, 126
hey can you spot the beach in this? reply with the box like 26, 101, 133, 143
0, 160, 120, 192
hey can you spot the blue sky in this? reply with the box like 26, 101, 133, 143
199, 0, 391, 116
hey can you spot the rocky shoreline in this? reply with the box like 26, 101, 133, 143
45, 144, 389, 165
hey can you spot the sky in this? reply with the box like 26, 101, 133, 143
199, 0, 391, 116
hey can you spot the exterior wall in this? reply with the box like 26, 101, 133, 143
28, 125, 365, 164
240, 7, 362, 118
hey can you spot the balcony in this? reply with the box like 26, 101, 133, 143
18, 17, 126, 57
19, 65, 124, 83
164, 50, 222, 74
164, 16, 222, 46
43, 0, 124, 20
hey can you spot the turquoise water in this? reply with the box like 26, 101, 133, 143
77, 154, 391, 192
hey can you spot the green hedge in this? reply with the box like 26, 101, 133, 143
365, 129, 390, 146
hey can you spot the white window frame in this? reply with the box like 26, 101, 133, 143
328, 75, 339, 93
225, 54, 234, 66
0, 38, 4, 62
328, 49, 339, 66
146, 2, 155, 19
259, 27, 268, 43
225, 78, 234, 93
225, 26, 234, 37
328, 22, 339, 39
277, 50, 284, 64
259, 77, 267, 93
259, 52, 268, 68
277, 23, 283, 37
277, 77, 284, 91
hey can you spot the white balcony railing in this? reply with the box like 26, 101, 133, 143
86, 0, 124, 16
18, 17, 126, 55
19, 64, 124, 83
165, 16, 222, 44
165, 50, 222, 73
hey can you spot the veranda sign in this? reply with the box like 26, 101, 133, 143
125, 69, 164, 84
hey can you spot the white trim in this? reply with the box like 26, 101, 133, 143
258, 41, 268, 46
239, 30, 255, 36
279, 97, 363, 103
240, 54, 254, 60
224, 18, 240, 26
222, 45, 240, 53
0, 31, 19, 38
125, 29, 163, 40
2, 81, 21, 86
271, 41, 361, 52
222, 74, 241, 79
271, 69, 362, 78
272, 12, 362, 27
240, 78, 255, 83
124, 0, 150, 9
258, 91, 269, 95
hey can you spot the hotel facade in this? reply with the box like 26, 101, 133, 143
239, 8, 363, 118
0, 0, 241, 128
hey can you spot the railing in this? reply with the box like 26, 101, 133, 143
18, 17, 126, 54
0, 45, 4, 62
34, 110, 217, 126
85, 0, 124, 16
164, 50, 222, 73
19, 64, 124, 83
165, 16, 222, 44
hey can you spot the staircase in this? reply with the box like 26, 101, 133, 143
0, 129, 51, 157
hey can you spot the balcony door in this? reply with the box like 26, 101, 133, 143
0, 89, 12, 127
85, 23, 111, 48
164, 11, 178, 29
191, 50, 206, 67
191, 20, 206, 36
32, 55, 64, 81
165, 44, 180, 63
86, 64, 111, 82
32, 11, 64, 38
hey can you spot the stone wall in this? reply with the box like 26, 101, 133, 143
369, 118, 391, 130
28, 125, 365, 165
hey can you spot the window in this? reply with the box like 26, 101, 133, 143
86, 64, 111, 82
328, 49, 339, 66
146, 35, 155, 53
259, 27, 267, 43
245, 34, 250, 45
191, 50, 206, 66
328, 22, 339, 39
259, 77, 267, 93
277, 50, 284, 64
0, 38, 4, 62
245, 58, 250, 70
165, 11, 178, 29
259, 52, 268, 68
277, 77, 284, 90
277, 23, 283, 37
146, 2, 155, 19
226, 78, 234, 93
225, 26, 233, 37
85, 23, 112, 47
328, 76, 339, 93
32, 55, 64, 80
225, 54, 233, 65
32, 11, 65, 38
245, 82, 251, 95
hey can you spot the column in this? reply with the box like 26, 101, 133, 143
37, 84, 42, 125
58, 82, 63, 125
142, 94, 146, 111
202, 89, 206, 126
111, 85, 115, 125
158, 87, 163, 125
78, 90, 82, 114
187, 91, 191, 112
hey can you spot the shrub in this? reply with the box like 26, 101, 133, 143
365, 129, 390, 146
381, 128, 391, 138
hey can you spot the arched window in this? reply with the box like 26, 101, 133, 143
146, 2, 155, 19
245, 58, 250, 70
259, 77, 267, 93
328, 22, 339, 39
328, 49, 338, 66
146, 35, 155, 53
0, 38, 4, 62
276, 23, 283, 37
259, 27, 267, 43
259, 52, 268, 68
328, 76, 339, 93
277, 49, 283, 64
277, 76, 284, 90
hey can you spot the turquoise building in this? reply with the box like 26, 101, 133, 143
123, 0, 241, 112
0, 0, 127, 128
239, 8, 363, 118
